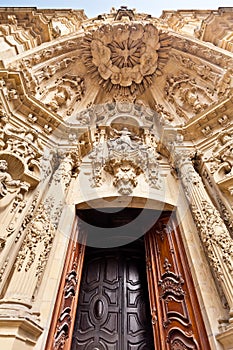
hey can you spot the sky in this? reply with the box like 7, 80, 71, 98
0, 0, 232, 18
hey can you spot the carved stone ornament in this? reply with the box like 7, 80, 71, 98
171, 52, 220, 84
89, 127, 162, 193
0, 118, 43, 187
165, 72, 215, 119
81, 23, 170, 95
207, 131, 233, 175
75, 101, 159, 127
175, 151, 233, 281
193, 200, 233, 278
0, 159, 20, 199
41, 74, 85, 116
15, 197, 56, 275
206, 131, 233, 195
105, 158, 141, 195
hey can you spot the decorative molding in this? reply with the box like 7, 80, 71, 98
15, 196, 56, 273
173, 36, 231, 68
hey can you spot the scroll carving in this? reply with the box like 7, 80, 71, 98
47, 238, 85, 350
53, 268, 77, 349
159, 258, 189, 328
168, 329, 198, 350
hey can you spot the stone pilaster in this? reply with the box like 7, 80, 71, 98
174, 149, 233, 324
0, 152, 78, 349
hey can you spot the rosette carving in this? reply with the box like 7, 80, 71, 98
81, 23, 170, 95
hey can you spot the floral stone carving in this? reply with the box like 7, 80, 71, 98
207, 131, 233, 175
81, 23, 170, 95
206, 131, 233, 194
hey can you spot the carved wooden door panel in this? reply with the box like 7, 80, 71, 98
145, 214, 211, 350
71, 244, 154, 350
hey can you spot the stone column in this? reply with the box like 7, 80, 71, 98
175, 149, 233, 323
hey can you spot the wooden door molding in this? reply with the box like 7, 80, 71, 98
47, 210, 211, 350
46, 219, 86, 350
145, 214, 211, 350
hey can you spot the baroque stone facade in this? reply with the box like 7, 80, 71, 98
0, 5, 233, 350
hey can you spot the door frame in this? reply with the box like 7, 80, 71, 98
46, 218, 86, 350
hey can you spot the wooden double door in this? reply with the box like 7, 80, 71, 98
71, 241, 154, 350
47, 210, 212, 350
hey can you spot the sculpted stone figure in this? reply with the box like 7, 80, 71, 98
181, 87, 203, 112
109, 127, 139, 151
208, 131, 233, 175
0, 160, 20, 199
47, 87, 69, 112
